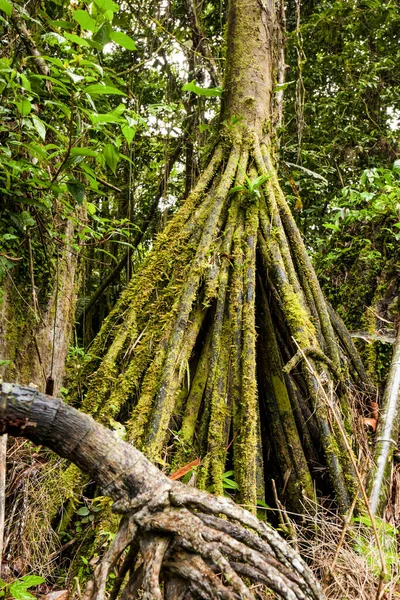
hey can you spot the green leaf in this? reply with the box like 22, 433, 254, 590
76, 506, 90, 516
109, 30, 136, 50
182, 80, 223, 97
73, 10, 96, 32
93, 0, 119, 14
93, 22, 112, 45
0, 0, 12, 17
8, 583, 35, 600
32, 116, 46, 141
67, 180, 85, 203
103, 143, 120, 174
121, 123, 135, 144
19, 73, 31, 91
15, 98, 31, 116
49, 19, 75, 30
64, 32, 90, 47
70, 147, 97, 157
90, 104, 125, 124
86, 202, 97, 215
83, 84, 126, 96
18, 576, 45, 588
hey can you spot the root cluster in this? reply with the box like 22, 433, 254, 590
76, 131, 374, 513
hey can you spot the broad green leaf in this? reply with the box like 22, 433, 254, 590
70, 147, 97, 157
86, 202, 97, 215
91, 113, 125, 124
19, 73, 31, 91
93, 0, 119, 14
39, 56, 64, 68
73, 10, 96, 32
103, 143, 119, 173
93, 22, 111, 45
90, 103, 125, 124
32, 116, 46, 141
67, 179, 85, 203
87, 39, 105, 51
15, 98, 31, 116
0, 0, 12, 17
121, 123, 135, 144
64, 32, 90, 47
83, 84, 126, 96
109, 30, 136, 50
18, 576, 45, 588
8, 583, 35, 600
182, 80, 223, 97
76, 506, 90, 516
49, 19, 75, 30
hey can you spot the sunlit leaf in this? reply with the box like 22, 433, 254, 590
182, 80, 223, 97
83, 84, 126, 96
32, 116, 46, 141
0, 0, 12, 17
64, 32, 90, 47
15, 98, 32, 116
93, 0, 119, 14
109, 30, 136, 50
73, 9, 96, 32
103, 143, 120, 173
121, 123, 135, 144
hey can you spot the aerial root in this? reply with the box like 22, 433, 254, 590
84, 483, 325, 600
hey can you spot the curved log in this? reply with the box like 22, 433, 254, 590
0, 383, 325, 600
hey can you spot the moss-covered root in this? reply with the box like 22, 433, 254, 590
173, 333, 212, 467
257, 277, 315, 504
81, 307, 138, 416
207, 324, 231, 497
142, 145, 243, 461
235, 201, 259, 510
302, 367, 352, 512
255, 139, 340, 370
326, 302, 371, 389
76, 146, 224, 388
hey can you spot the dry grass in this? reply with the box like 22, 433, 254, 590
3, 439, 76, 578
283, 498, 400, 600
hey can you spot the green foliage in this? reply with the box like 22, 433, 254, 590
0, 0, 142, 282
315, 161, 400, 329
230, 171, 270, 202
0, 576, 45, 600
283, 0, 400, 237
182, 79, 223, 97
206, 470, 240, 495
352, 515, 399, 578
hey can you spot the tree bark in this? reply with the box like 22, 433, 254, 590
0, 382, 325, 600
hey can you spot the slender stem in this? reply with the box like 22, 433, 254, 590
368, 321, 400, 516
0, 434, 7, 573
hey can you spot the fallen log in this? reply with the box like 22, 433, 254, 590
0, 382, 325, 600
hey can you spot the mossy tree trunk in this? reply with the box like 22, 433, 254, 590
72, 0, 373, 518
0, 219, 78, 396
